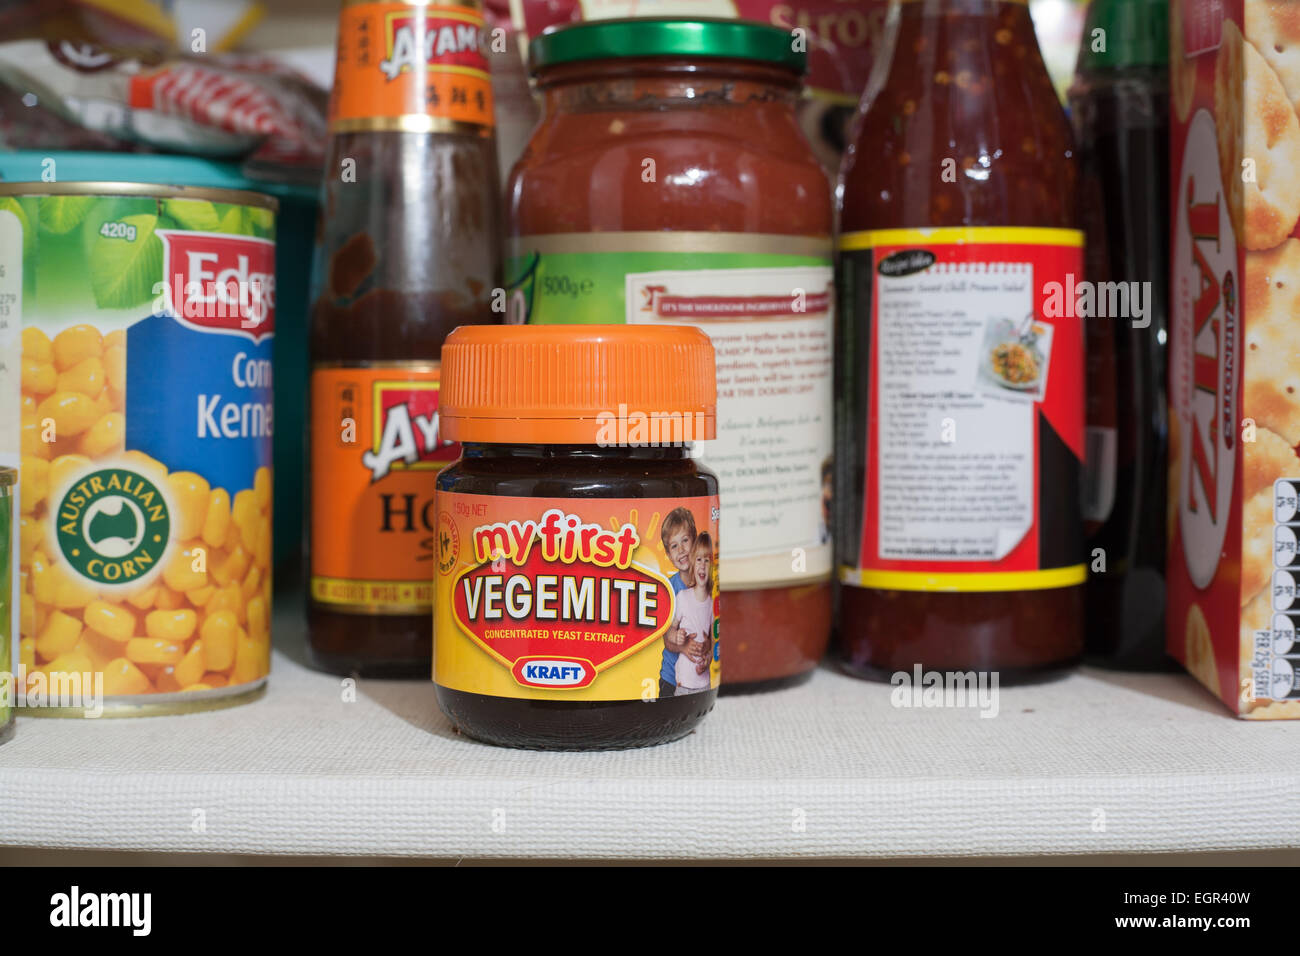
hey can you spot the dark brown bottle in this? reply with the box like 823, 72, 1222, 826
1070, 0, 1172, 670
307, 0, 502, 677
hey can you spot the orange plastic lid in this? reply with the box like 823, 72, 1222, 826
440, 324, 717, 445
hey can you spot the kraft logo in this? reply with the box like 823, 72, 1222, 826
156, 231, 276, 342
512, 657, 595, 689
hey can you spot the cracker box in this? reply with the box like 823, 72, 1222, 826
1169, 0, 1300, 718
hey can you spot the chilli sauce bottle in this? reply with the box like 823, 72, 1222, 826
307, 0, 502, 677
836, 0, 1085, 680
1069, 0, 1171, 670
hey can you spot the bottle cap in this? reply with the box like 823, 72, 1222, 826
1078, 0, 1169, 72
529, 18, 807, 75
441, 324, 717, 445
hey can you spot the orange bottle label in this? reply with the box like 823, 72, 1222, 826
310, 364, 457, 613
328, 1, 494, 133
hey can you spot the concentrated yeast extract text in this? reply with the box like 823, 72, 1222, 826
0, 187, 275, 708
436, 497, 721, 700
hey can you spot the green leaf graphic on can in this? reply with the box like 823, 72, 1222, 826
248, 207, 275, 238
216, 204, 253, 237
162, 198, 220, 232
87, 213, 163, 309
210, 203, 275, 240
37, 195, 96, 235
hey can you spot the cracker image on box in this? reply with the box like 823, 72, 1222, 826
1168, 0, 1300, 718
1245, 0, 1300, 111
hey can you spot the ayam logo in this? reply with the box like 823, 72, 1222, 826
379, 12, 487, 81
452, 509, 674, 689
156, 231, 275, 342
362, 383, 457, 481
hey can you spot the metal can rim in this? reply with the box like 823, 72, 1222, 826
0, 181, 279, 213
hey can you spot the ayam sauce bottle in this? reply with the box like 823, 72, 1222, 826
836, 0, 1086, 679
307, 0, 502, 677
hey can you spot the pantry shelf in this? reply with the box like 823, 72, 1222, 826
1, 615, 1297, 861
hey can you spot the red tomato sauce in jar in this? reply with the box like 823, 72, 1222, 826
836, 0, 1086, 680
506, 19, 836, 692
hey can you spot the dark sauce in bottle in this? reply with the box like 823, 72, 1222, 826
306, 1, 501, 677
1069, 0, 1172, 669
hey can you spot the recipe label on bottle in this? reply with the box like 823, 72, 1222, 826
434, 493, 721, 701
838, 226, 1087, 593
505, 233, 833, 590
310, 362, 456, 613
329, 1, 494, 133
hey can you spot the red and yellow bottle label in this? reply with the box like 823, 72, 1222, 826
434, 494, 721, 701
838, 226, 1087, 592
328, 0, 494, 133
310, 363, 456, 613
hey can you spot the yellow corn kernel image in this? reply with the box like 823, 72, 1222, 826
18, 319, 274, 700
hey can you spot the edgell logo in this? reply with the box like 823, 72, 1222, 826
155, 230, 276, 342
50, 886, 151, 936
55, 467, 170, 585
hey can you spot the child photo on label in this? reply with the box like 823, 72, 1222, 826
658, 507, 716, 699
672, 532, 716, 697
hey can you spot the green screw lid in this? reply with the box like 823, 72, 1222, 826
529, 17, 807, 75
1078, 0, 1169, 71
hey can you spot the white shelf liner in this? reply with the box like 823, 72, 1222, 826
1, 623, 1297, 860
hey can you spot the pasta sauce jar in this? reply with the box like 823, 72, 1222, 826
836, 0, 1085, 679
506, 18, 834, 692
433, 325, 720, 749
